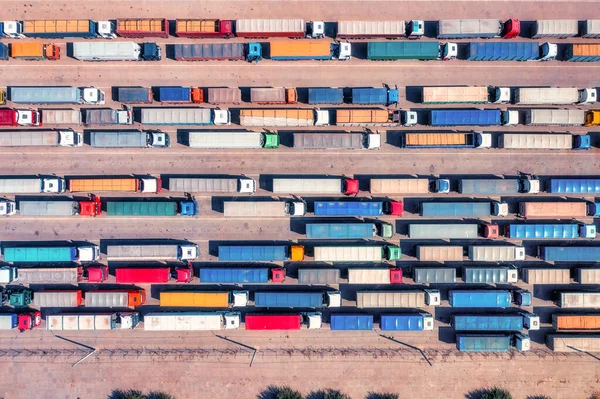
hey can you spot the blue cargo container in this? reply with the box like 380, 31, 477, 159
314, 201, 383, 216
507, 224, 582, 239
456, 334, 511, 352
453, 315, 523, 331
351, 88, 398, 105
548, 179, 600, 194
308, 88, 344, 105
467, 42, 540, 61
0, 43, 8, 61
198, 268, 269, 284
330, 314, 374, 330
23, 19, 97, 38
449, 290, 511, 308
254, 292, 322, 308
540, 246, 600, 262
218, 246, 288, 261
157, 87, 191, 103
420, 202, 491, 217
430, 110, 501, 126
380, 314, 425, 331
306, 223, 375, 239
117, 87, 152, 103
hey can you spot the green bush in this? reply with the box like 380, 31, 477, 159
322, 389, 351, 399
481, 388, 512, 399
275, 386, 303, 399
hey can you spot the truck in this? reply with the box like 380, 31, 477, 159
547, 179, 600, 194
453, 314, 539, 331
507, 224, 596, 240
239, 109, 329, 127
21, 19, 104, 38
413, 268, 456, 284
219, 245, 304, 262
269, 40, 351, 61
420, 201, 508, 217
175, 19, 234, 38
0, 108, 41, 126
0, 43, 6, 61
356, 290, 441, 307
156, 87, 203, 103
106, 200, 198, 217
518, 202, 595, 218
272, 178, 359, 195
3, 245, 99, 263
525, 109, 586, 126
187, 131, 279, 149
1, 287, 33, 308
90, 130, 169, 148
403, 132, 491, 148
160, 291, 249, 307
429, 109, 505, 127
298, 269, 341, 285
116, 87, 153, 104
115, 265, 193, 284
467, 42, 556, 61
459, 178, 540, 194
0, 312, 41, 331
449, 289, 531, 307
293, 132, 382, 150
107, 244, 198, 261
313, 201, 403, 217
577, 268, 600, 284
330, 314, 373, 331
0, 177, 64, 194
522, 268, 571, 284
408, 224, 480, 239
582, 20, 600, 38
437, 19, 515, 39
567, 44, 600, 62
84, 290, 146, 307
173, 43, 262, 62
116, 18, 168, 38
144, 312, 240, 331
207, 88, 242, 104
416, 246, 464, 262
336, 21, 406, 39
540, 247, 600, 262
315, 245, 401, 262
9, 86, 105, 105
250, 88, 297, 104
198, 267, 286, 284
167, 177, 255, 194
40, 109, 82, 126
47, 313, 140, 330
306, 222, 393, 239
85, 108, 133, 125
236, 19, 324, 39
422, 86, 495, 104
68, 176, 161, 193
546, 334, 600, 352
367, 41, 457, 61
254, 291, 340, 308
3, 266, 108, 284
308, 88, 344, 105
18, 198, 101, 217
10, 42, 60, 60
139, 108, 230, 126
380, 313, 435, 331
468, 246, 526, 262
72, 42, 161, 61
456, 333, 530, 352
552, 314, 600, 331
0, 199, 16, 216
348, 269, 403, 284
223, 201, 306, 217
555, 292, 600, 308
245, 314, 319, 330
335, 109, 416, 127
369, 178, 450, 194
349, 88, 399, 106
33, 290, 83, 308
462, 266, 519, 284
532, 20, 578, 38
0, 130, 82, 147
514, 87, 596, 105
500, 134, 590, 150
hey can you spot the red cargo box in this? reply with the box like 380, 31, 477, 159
115, 267, 170, 283
245, 314, 301, 330
175, 19, 234, 38
116, 18, 169, 38
0, 109, 17, 126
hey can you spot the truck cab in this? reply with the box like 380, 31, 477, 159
334, 42, 352, 61
420, 312, 435, 330
42, 177, 66, 193
441, 43, 458, 60
179, 197, 199, 216
482, 224, 500, 239
476, 133, 493, 148
83, 87, 106, 105
365, 132, 381, 149
502, 19, 520, 38
401, 110, 418, 126
270, 268, 286, 282
78, 245, 101, 262
501, 110, 519, 126
147, 131, 170, 147
79, 195, 102, 216
0, 199, 16, 216
579, 88, 597, 104
378, 222, 394, 238
587, 203, 600, 217
1, 21, 24, 38
96, 21, 116, 39
513, 332, 531, 351
116, 107, 134, 124
406, 20, 424, 39
580, 224, 597, 239
174, 263, 194, 283
326, 291, 342, 307
263, 131, 280, 148
384, 200, 404, 216
118, 312, 141, 329
513, 289, 531, 306
492, 87, 511, 103
432, 179, 451, 193
230, 291, 249, 307
86, 265, 109, 283
178, 244, 199, 260
384, 246, 402, 261
493, 202, 509, 217
315, 110, 331, 126
0, 266, 17, 283
521, 179, 540, 194
3, 289, 33, 307
59, 130, 83, 147
246, 43, 263, 62
16, 109, 41, 126
18, 311, 42, 331
140, 177, 162, 193
307, 21, 325, 38
539, 42, 557, 61
424, 289, 441, 306
304, 312, 323, 329
213, 109, 231, 125
224, 312, 241, 329
573, 134, 591, 150
343, 179, 360, 195
287, 201, 307, 216
238, 178, 256, 193
522, 312, 540, 330
141, 43, 162, 61
585, 110, 600, 126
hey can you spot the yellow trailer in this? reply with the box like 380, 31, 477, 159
160, 292, 230, 307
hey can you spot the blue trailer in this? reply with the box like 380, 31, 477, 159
453, 315, 523, 331
330, 314, 374, 331
0, 43, 8, 61
351, 88, 399, 105
506, 224, 596, 239
467, 42, 540, 61
449, 290, 512, 308
308, 88, 344, 105
420, 202, 496, 217
380, 313, 434, 331
117, 87, 153, 103
198, 268, 269, 284
456, 334, 511, 352
157, 87, 192, 103
306, 223, 377, 239
548, 179, 600, 194
254, 292, 323, 308
314, 201, 383, 216
218, 246, 288, 262
430, 110, 501, 126
539, 246, 600, 262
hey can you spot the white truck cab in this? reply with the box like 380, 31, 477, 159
513, 332, 531, 351
180, 244, 199, 260
308, 21, 325, 38
366, 132, 381, 149
493, 202, 509, 217
213, 109, 231, 125
17, 110, 41, 126
83, 87, 106, 105
402, 111, 418, 126
119, 313, 140, 329
501, 110, 519, 126
96, 21, 116, 39
442, 43, 458, 60
0, 266, 17, 283
224, 312, 241, 329
336, 42, 352, 60
1, 21, 24, 38
581, 224, 597, 239
425, 289, 441, 306
326, 291, 341, 307
579, 88, 597, 104
148, 131, 170, 148
305, 312, 323, 329
59, 130, 83, 147
421, 312, 435, 330
507, 267, 519, 283
239, 178, 256, 193
315, 110, 331, 126
287, 201, 307, 216
232, 291, 250, 307
523, 312, 540, 331
78, 245, 100, 262
524, 179, 541, 194
42, 177, 66, 193
140, 177, 160, 193
539, 43, 557, 61
406, 20, 424, 39
0, 199, 16, 216
493, 87, 512, 103
477, 133, 493, 148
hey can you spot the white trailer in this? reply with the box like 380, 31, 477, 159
582, 20, 600, 38
514, 88, 596, 105
577, 269, 600, 284
416, 246, 464, 262
223, 201, 306, 217
0, 130, 81, 147
188, 131, 266, 149
143, 312, 240, 331
348, 268, 392, 284
547, 335, 600, 352
369, 179, 430, 194
272, 178, 346, 194
47, 313, 139, 330
522, 269, 571, 284
356, 290, 440, 308
437, 19, 502, 39
72, 41, 141, 61
140, 108, 230, 126
40, 109, 82, 126
525, 109, 585, 126
236, 19, 305, 36
9, 86, 105, 105
532, 20, 578, 39
16, 267, 82, 284
337, 21, 406, 38
409, 224, 478, 239
84, 292, 134, 308
500, 134, 573, 150
0, 178, 65, 194
167, 177, 255, 193
557, 292, 600, 308
468, 246, 526, 261
106, 244, 199, 261
315, 247, 384, 262
33, 291, 81, 308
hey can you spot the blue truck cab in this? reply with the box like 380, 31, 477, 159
246, 43, 262, 62
141, 43, 161, 61
179, 196, 199, 216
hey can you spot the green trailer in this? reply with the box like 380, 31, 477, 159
367, 41, 441, 60
107, 201, 178, 216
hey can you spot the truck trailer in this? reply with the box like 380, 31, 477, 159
514, 87, 596, 105
462, 266, 518, 284
84, 290, 146, 307
106, 200, 198, 217
466, 42, 555, 61
167, 177, 255, 194
0, 130, 81, 147
567, 44, 600, 62
223, 200, 306, 217
156, 87, 203, 103
555, 292, 600, 309
437, 19, 515, 39
540, 247, 600, 262
85, 108, 132, 125
250, 87, 297, 104
3, 266, 108, 284
314, 245, 401, 262
308, 88, 344, 105
90, 130, 169, 148
306, 222, 393, 239
457, 333, 530, 352
449, 290, 531, 307
140, 107, 230, 126
218, 245, 304, 262
420, 201, 507, 217
335, 109, 416, 127
32, 291, 83, 308
298, 269, 341, 285
40, 109, 82, 126
552, 314, 600, 331
72, 41, 161, 61
47, 313, 140, 330
380, 313, 435, 331
532, 20, 578, 39
313, 201, 403, 216
115, 265, 193, 284
507, 224, 596, 239
547, 179, 600, 194
254, 291, 340, 308
207, 88, 242, 104
293, 132, 380, 150
370, 178, 450, 194
3, 245, 99, 263
159, 291, 248, 307
453, 313, 539, 331
175, 19, 234, 38
459, 178, 540, 194
500, 134, 590, 150
413, 268, 456, 284
468, 246, 526, 262
336, 20, 406, 39
408, 224, 479, 239
68, 177, 160, 193
20, 19, 105, 38
416, 246, 464, 262
367, 41, 457, 61
116, 87, 153, 103
356, 290, 441, 308
107, 244, 198, 261
239, 109, 328, 127
198, 267, 286, 284
269, 40, 350, 61
272, 178, 358, 195
347, 269, 403, 284
173, 43, 262, 62
522, 268, 571, 284
9, 86, 105, 105
187, 131, 279, 149
518, 202, 594, 218
330, 314, 373, 331
403, 132, 491, 148
144, 312, 240, 331
546, 334, 600, 352
525, 109, 586, 126
577, 269, 600, 284
116, 18, 169, 38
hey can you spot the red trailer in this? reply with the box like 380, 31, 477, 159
175, 19, 234, 38
115, 264, 193, 284
116, 18, 169, 38
245, 314, 301, 330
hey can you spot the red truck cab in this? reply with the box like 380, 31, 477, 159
483, 224, 500, 239
191, 88, 204, 103
18, 312, 41, 331
175, 263, 194, 283
79, 195, 102, 216
390, 268, 403, 284
270, 268, 286, 283
344, 179, 359, 195
385, 201, 404, 216
87, 266, 109, 283
502, 19, 520, 39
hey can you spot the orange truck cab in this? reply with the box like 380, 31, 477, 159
483, 224, 500, 239
191, 88, 204, 103
10, 42, 59, 60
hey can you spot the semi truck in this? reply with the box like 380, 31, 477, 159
462, 266, 519, 284
1, 266, 108, 284
370, 178, 450, 194
207, 88, 243, 104
116, 18, 169, 38
330, 314, 373, 331
18, 19, 111, 38
156, 87, 203, 103
336, 20, 406, 39
449, 289, 531, 307
198, 267, 286, 284
416, 246, 464, 262
106, 244, 198, 261
10, 42, 60, 60
348, 269, 403, 284
367, 41, 457, 61
3, 245, 99, 263
90, 131, 169, 148
254, 291, 341, 308
0, 108, 41, 126
356, 290, 441, 308
420, 201, 508, 217
269, 40, 350, 61
106, 200, 198, 217
437, 19, 518, 39
175, 19, 234, 38
456, 333, 530, 352
314, 245, 401, 262
239, 109, 329, 127
577, 269, 600, 284
33, 291, 83, 308
250, 88, 297, 104
18, 198, 101, 217
459, 178, 540, 194
514, 87, 596, 105
380, 313, 435, 331
546, 334, 600, 352
0, 130, 81, 147
40, 109, 82, 125
422, 86, 500, 104
160, 291, 248, 308
552, 314, 600, 331
0, 177, 64, 194
408, 224, 480, 239
245, 314, 320, 330
518, 202, 596, 218
348, 87, 399, 106
72, 41, 161, 61
540, 247, 600, 262
567, 44, 600, 62
532, 20, 578, 38
453, 313, 539, 331
547, 179, 600, 194
306, 222, 393, 239
68, 176, 160, 193
140, 107, 231, 126
173, 43, 262, 62
555, 292, 600, 308
236, 19, 323, 38
467, 42, 556, 61
187, 131, 279, 149
525, 109, 586, 126
218, 245, 305, 262
85, 108, 133, 125
413, 268, 456, 284
167, 177, 255, 194
403, 132, 491, 148
298, 269, 341, 285
115, 265, 193, 283
506, 224, 596, 239
47, 313, 140, 330
468, 246, 526, 262
0, 312, 41, 331
293, 132, 381, 150
144, 312, 240, 331
335, 109, 416, 127
272, 177, 358, 195
522, 268, 571, 284
9, 86, 105, 105
84, 290, 146, 307
500, 134, 590, 150
223, 201, 306, 217
313, 201, 403, 216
